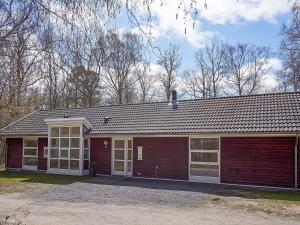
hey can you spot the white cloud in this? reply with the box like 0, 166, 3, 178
197, 0, 292, 24
131, 0, 292, 47
261, 58, 282, 91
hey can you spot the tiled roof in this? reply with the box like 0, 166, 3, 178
1, 92, 300, 136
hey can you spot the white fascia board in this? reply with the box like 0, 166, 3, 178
44, 117, 92, 129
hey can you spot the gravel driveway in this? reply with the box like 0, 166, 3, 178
0, 176, 299, 225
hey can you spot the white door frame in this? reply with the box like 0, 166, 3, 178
112, 137, 133, 176
188, 136, 220, 183
22, 137, 38, 171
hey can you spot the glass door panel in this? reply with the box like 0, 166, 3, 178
113, 138, 133, 176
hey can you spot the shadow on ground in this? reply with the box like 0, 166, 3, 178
86, 175, 300, 204
1, 170, 300, 203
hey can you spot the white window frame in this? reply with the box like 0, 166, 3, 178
44, 147, 48, 158
189, 137, 220, 183
23, 137, 38, 170
48, 126, 81, 174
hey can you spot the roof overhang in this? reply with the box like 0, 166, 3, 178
44, 117, 92, 129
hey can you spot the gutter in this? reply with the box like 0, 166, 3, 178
295, 134, 298, 191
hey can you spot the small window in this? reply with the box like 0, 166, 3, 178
24, 139, 38, 148
51, 127, 59, 137
71, 127, 80, 137
60, 127, 70, 137
44, 147, 48, 158
137, 146, 143, 160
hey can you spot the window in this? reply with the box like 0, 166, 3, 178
44, 147, 48, 158
23, 138, 38, 168
49, 127, 81, 170
84, 139, 89, 160
137, 146, 143, 160
190, 138, 219, 178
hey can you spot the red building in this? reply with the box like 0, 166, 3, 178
1, 92, 299, 189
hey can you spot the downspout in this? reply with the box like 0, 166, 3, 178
295, 134, 298, 191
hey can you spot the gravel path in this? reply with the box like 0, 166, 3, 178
32, 177, 211, 205
1, 176, 299, 225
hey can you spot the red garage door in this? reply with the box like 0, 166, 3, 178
221, 136, 296, 188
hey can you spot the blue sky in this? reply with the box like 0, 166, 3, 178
118, 0, 293, 77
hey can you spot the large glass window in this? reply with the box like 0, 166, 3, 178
190, 138, 219, 178
23, 138, 38, 168
49, 127, 81, 170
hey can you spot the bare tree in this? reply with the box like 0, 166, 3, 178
136, 62, 158, 102
103, 32, 142, 104
279, 2, 300, 91
195, 38, 224, 97
157, 43, 182, 100
223, 43, 270, 96
183, 70, 210, 99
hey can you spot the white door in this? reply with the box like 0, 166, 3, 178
112, 138, 133, 176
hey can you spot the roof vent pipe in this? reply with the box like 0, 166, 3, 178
171, 90, 178, 109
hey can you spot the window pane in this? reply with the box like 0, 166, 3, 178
60, 160, 69, 169
60, 138, 69, 148
84, 139, 89, 148
190, 138, 219, 150
50, 159, 59, 168
60, 127, 69, 137
70, 160, 79, 170
190, 164, 219, 177
114, 150, 124, 160
51, 128, 59, 137
114, 161, 124, 171
191, 152, 218, 163
51, 138, 59, 147
70, 148, 79, 159
190, 138, 202, 150
128, 140, 132, 149
128, 150, 132, 160
202, 138, 219, 150
115, 140, 124, 148
50, 148, 59, 158
60, 149, 68, 158
24, 148, 37, 156
71, 138, 80, 148
23, 157, 37, 166
127, 161, 132, 172
24, 139, 37, 147
84, 148, 89, 159
71, 127, 80, 137
44, 147, 48, 157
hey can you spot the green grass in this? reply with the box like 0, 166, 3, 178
232, 188, 300, 205
0, 170, 89, 186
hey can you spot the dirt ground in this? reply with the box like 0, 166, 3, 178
0, 177, 299, 225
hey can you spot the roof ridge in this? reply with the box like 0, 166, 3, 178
39, 91, 300, 112
0, 110, 39, 132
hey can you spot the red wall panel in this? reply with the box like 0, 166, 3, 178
90, 137, 111, 175
133, 137, 189, 180
38, 138, 48, 170
221, 136, 295, 188
6, 138, 23, 168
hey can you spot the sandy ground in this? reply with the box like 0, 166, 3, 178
0, 177, 299, 225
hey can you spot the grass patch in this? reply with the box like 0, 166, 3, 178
0, 170, 89, 186
232, 188, 300, 205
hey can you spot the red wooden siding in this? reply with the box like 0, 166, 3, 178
133, 137, 189, 180
38, 138, 48, 170
6, 138, 23, 168
298, 138, 300, 188
221, 137, 295, 188
90, 137, 111, 175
